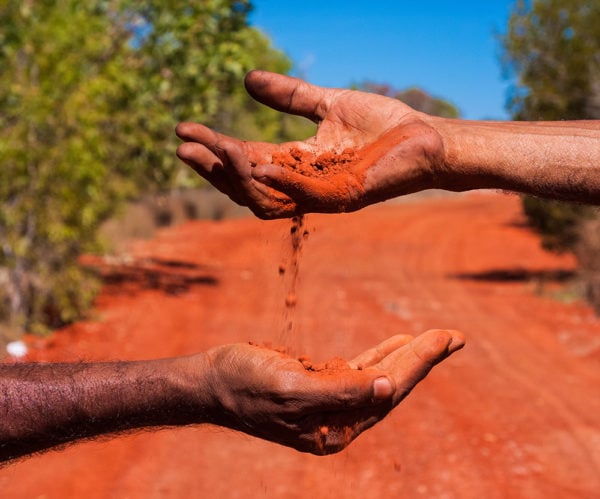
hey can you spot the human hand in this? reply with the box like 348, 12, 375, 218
176, 70, 446, 219
203, 329, 464, 455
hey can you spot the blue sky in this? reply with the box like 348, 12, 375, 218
249, 1, 518, 120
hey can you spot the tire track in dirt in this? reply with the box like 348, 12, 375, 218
392, 194, 600, 497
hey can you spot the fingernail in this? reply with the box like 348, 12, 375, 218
373, 377, 394, 400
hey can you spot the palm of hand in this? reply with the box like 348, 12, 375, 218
206, 342, 389, 455
206, 329, 463, 455
244, 89, 444, 217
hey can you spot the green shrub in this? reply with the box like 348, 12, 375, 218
522, 196, 593, 252
0, 0, 305, 333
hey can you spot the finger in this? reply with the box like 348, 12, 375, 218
307, 331, 464, 453
176, 142, 247, 206
176, 142, 229, 189
310, 407, 390, 456
375, 329, 465, 404
245, 70, 332, 123
176, 142, 222, 176
217, 141, 297, 217
183, 136, 261, 196
221, 140, 253, 183
175, 122, 241, 156
251, 179, 295, 204
252, 163, 328, 202
348, 334, 414, 369
249, 180, 298, 218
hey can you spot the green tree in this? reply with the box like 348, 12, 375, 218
0, 0, 304, 333
501, 0, 599, 251
121, 0, 313, 188
0, 1, 137, 332
503, 0, 600, 121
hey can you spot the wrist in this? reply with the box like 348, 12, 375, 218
167, 353, 217, 426
427, 116, 497, 192
78, 357, 217, 429
193, 345, 249, 432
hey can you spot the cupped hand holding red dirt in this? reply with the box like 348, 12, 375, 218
176, 71, 446, 219
202, 329, 464, 455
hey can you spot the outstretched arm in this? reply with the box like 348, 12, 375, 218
0, 329, 464, 463
437, 118, 600, 204
176, 70, 600, 219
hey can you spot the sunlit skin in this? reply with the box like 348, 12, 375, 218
176, 70, 600, 218
1, 330, 464, 464
207, 330, 464, 454
176, 70, 444, 218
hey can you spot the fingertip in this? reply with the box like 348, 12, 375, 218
447, 330, 466, 353
175, 141, 197, 161
244, 70, 276, 101
244, 69, 269, 88
175, 121, 193, 139
244, 71, 327, 121
174, 122, 218, 146
414, 329, 465, 360
412, 329, 454, 363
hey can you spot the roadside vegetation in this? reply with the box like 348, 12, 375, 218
0, 0, 314, 334
501, 0, 600, 311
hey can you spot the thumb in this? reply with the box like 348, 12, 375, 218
303, 368, 396, 412
372, 376, 395, 400
245, 70, 331, 123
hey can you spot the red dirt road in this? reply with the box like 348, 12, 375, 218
2, 193, 600, 498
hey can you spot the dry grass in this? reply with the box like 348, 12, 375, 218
99, 187, 249, 254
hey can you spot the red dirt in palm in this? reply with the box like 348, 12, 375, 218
271, 147, 358, 177
2, 192, 600, 498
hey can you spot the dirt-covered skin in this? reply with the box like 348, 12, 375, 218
176, 71, 444, 218
2, 193, 600, 498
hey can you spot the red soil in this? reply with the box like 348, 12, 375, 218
271, 147, 358, 177
299, 355, 351, 372
2, 192, 600, 498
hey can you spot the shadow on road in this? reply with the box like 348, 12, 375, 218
86, 257, 218, 296
449, 267, 575, 283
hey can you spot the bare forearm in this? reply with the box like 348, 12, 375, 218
434, 118, 600, 204
0, 333, 466, 461
0, 356, 211, 463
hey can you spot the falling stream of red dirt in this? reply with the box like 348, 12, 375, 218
278, 215, 307, 351
2, 192, 600, 498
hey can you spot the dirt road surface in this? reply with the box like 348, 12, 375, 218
2, 192, 599, 498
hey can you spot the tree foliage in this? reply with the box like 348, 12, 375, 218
0, 0, 309, 332
503, 0, 600, 121
501, 0, 599, 251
